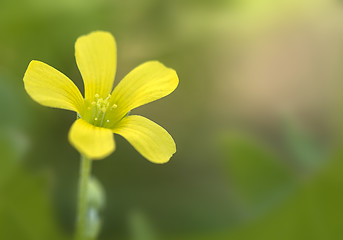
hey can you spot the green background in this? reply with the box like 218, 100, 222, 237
1, 0, 343, 239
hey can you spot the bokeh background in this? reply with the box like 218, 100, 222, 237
1, 0, 343, 239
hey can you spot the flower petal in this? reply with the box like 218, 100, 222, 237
75, 31, 117, 100
23, 60, 84, 112
112, 115, 176, 164
107, 61, 179, 126
69, 119, 115, 160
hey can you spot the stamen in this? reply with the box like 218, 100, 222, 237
87, 93, 117, 127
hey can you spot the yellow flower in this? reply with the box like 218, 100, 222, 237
23, 31, 178, 163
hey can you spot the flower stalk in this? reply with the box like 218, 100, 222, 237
75, 155, 92, 240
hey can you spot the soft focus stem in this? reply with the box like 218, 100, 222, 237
75, 154, 92, 240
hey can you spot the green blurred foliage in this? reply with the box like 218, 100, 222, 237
181, 150, 343, 240
219, 131, 295, 217
0, 165, 67, 240
227, 152, 343, 240
128, 210, 158, 240
0, 0, 343, 239
0, 71, 66, 239
281, 117, 327, 172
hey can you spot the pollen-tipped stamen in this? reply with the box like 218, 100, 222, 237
86, 93, 117, 127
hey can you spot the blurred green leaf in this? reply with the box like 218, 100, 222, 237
220, 131, 294, 215
182, 149, 343, 240
0, 73, 29, 127
128, 210, 158, 240
226, 150, 343, 240
0, 170, 67, 240
0, 131, 67, 240
0, 128, 27, 187
281, 116, 326, 172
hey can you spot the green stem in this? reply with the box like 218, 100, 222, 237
75, 154, 92, 240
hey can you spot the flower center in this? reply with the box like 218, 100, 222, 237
84, 93, 117, 127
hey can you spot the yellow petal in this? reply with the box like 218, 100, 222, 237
113, 115, 176, 164
69, 119, 115, 160
23, 60, 84, 112
75, 31, 117, 100
108, 61, 179, 126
